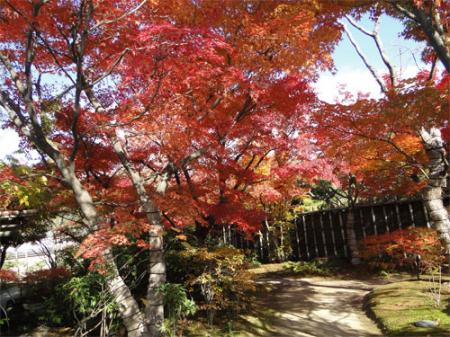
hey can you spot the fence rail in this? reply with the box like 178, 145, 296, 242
227, 197, 449, 263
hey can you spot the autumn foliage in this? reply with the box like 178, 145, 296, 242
23, 267, 71, 286
0, 0, 354, 264
310, 71, 449, 200
361, 227, 444, 273
0, 269, 18, 283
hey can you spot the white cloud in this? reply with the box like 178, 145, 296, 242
314, 68, 383, 103
0, 128, 20, 160
314, 65, 422, 104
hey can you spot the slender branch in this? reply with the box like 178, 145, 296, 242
92, 0, 148, 30
343, 23, 388, 94
372, 16, 398, 87
388, 1, 418, 21
0, 55, 60, 160
345, 15, 374, 37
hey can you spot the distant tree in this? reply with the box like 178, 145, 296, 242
0, 164, 52, 269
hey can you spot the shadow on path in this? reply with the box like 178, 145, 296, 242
238, 276, 384, 337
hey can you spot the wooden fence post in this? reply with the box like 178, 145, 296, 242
294, 216, 301, 260
382, 206, 390, 233
370, 207, 378, 235
301, 215, 310, 259
319, 213, 328, 257
422, 202, 431, 228
408, 203, 416, 227
338, 211, 348, 257
395, 204, 403, 229
346, 209, 361, 265
359, 209, 367, 239
328, 212, 338, 256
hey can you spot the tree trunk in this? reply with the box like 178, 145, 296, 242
105, 251, 149, 337
345, 210, 361, 265
412, 7, 450, 73
58, 160, 149, 337
0, 21, 148, 335
264, 218, 278, 262
420, 128, 450, 262
0, 244, 8, 270
113, 136, 165, 337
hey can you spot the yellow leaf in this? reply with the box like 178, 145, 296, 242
176, 234, 187, 241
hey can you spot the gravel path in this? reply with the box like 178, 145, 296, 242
239, 276, 384, 337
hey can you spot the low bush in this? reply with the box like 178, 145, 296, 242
166, 246, 255, 324
360, 227, 443, 274
0, 269, 18, 283
3, 267, 73, 333
283, 260, 331, 276
158, 283, 197, 337
63, 272, 120, 336
23, 267, 71, 293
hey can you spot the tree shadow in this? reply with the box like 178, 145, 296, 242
236, 276, 383, 337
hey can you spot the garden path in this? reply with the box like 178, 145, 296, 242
238, 275, 384, 337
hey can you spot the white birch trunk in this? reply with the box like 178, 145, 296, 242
113, 136, 165, 337
57, 160, 149, 337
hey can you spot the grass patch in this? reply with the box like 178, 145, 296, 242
367, 280, 450, 336
184, 309, 278, 337
249, 259, 344, 278
282, 260, 331, 276
185, 263, 287, 336
248, 263, 287, 275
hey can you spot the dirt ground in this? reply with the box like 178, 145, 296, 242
237, 275, 384, 337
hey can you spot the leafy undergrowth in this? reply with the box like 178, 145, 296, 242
367, 280, 450, 336
184, 294, 277, 337
248, 259, 344, 277
282, 260, 332, 276
184, 263, 283, 337
184, 261, 337, 337
184, 270, 276, 337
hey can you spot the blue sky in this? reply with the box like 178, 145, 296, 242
0, 13, 432, 160
314, 13, 428, 102
335, 14, 425, 72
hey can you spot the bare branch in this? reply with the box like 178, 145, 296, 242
345, 15, 374, 37
343, 23, 388, 94
373, 17, 398, 87
388, 1, 418, 21
92, 0, 148, 30
428, 55, 438, 81
0, 54, 60, 160
345, 15, 397, 88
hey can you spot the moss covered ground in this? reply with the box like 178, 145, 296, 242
367, 280, 450, 336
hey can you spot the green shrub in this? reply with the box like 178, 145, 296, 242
158, 283, 197, 337
62, 272, 120, 336
2, 267, 73, 334
166, 247, 255, 324
283, 260, 331, 276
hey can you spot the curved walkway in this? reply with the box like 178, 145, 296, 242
239, 276, 384, 337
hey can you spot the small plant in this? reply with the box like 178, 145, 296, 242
23, 267, 71, 295
283, 260, 331, 276
158, 283, 197, 337
378, 270, 392, 278
166, 247, 255, 324
225, 321, 237, 337
0, 304, 12, 329
63, 272, 119, 337
428, 266, 443, 308
0, 269, 19, 283
246, 253, 262, 268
